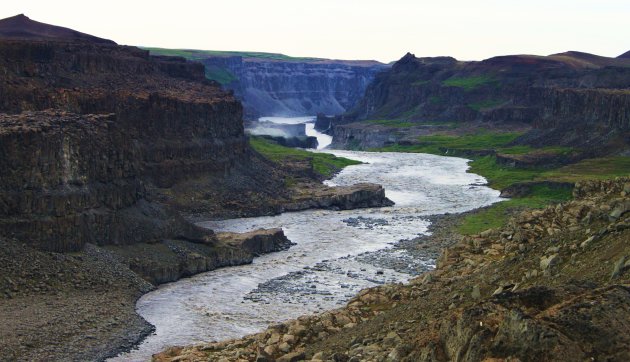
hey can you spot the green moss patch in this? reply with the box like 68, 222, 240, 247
249, 137, 362, 178
468, 99, 506, 111
204, 66, 236, 85
468, 155, 543, 189
457, 184, 573, 235
366, 120, 416, 128
374, 131, 523, 156
443, 75, 496, 90
539, 156, 630, 183
144, 47, 322, 62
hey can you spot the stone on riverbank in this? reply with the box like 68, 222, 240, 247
154, 177, 630, 362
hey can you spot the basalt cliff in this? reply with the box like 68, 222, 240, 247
146, 48, 388, 119
327, 51, 630, 153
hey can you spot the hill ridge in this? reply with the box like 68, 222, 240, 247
0, 13, 116, 44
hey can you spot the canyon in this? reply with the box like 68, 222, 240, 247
1, 11, 630, 362
145, 48, 388, 119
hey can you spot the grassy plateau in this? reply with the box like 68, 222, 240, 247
249, 137, 361, 178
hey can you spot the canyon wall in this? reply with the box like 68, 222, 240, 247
0, 40, 248, 252
149, 50, 388, 119
333, 52, 630, 152
541, 88, 630, 129
348, 52, 630, 124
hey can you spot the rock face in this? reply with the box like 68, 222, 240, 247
217, 228, 294, 256
334, 51, 630, 152
329, 121, 409, 149
106, 228, 292, 284
230, 58, 387, 117
147, 49, 389, 118
0, 37, 248, 252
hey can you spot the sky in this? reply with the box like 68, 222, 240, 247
1, 0, 629, 63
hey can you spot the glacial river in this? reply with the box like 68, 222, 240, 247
113, 117, 502, 361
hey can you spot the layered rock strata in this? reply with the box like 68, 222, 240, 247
146, 49, 388, 118
330, 52, 630, 153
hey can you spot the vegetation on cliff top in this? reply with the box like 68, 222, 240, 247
373, 131, 525, 157
144, 47, 323, 62
442, 75, 496, 90
250, 137, 361, 178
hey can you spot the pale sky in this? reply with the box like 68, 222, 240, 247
1, 0, 629, 63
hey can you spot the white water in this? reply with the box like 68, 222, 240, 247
113, 119, 503, 361
259, 116, 332, 149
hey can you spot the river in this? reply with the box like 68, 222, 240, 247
113, 117, 502, 361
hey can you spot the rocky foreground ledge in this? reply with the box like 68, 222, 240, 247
0, 228, 291, 361
155, 178, 630, 362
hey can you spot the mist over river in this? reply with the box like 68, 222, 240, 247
113, 118, 503, 361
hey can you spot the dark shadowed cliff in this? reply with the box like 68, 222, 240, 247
330, 51, 630, 154
0, 35, 248, 252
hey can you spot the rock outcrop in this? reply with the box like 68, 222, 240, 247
282, 183, 394, 211
106, 228, 292, 284
155, 177, 630, 362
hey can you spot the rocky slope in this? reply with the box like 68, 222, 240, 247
146, 48, 388, 119
155, 177, 630, 362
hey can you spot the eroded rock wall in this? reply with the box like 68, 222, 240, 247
0, 40, 248, 251
200, 56, 387, 118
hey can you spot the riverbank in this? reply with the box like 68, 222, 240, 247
0, 226, 296, 361
340, 122, 630, 235
157, 138, 392, 221
114, 147, 500, 360
156, 177, 630, 361
0, 144, 393, 362
0, 239, 154, 361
